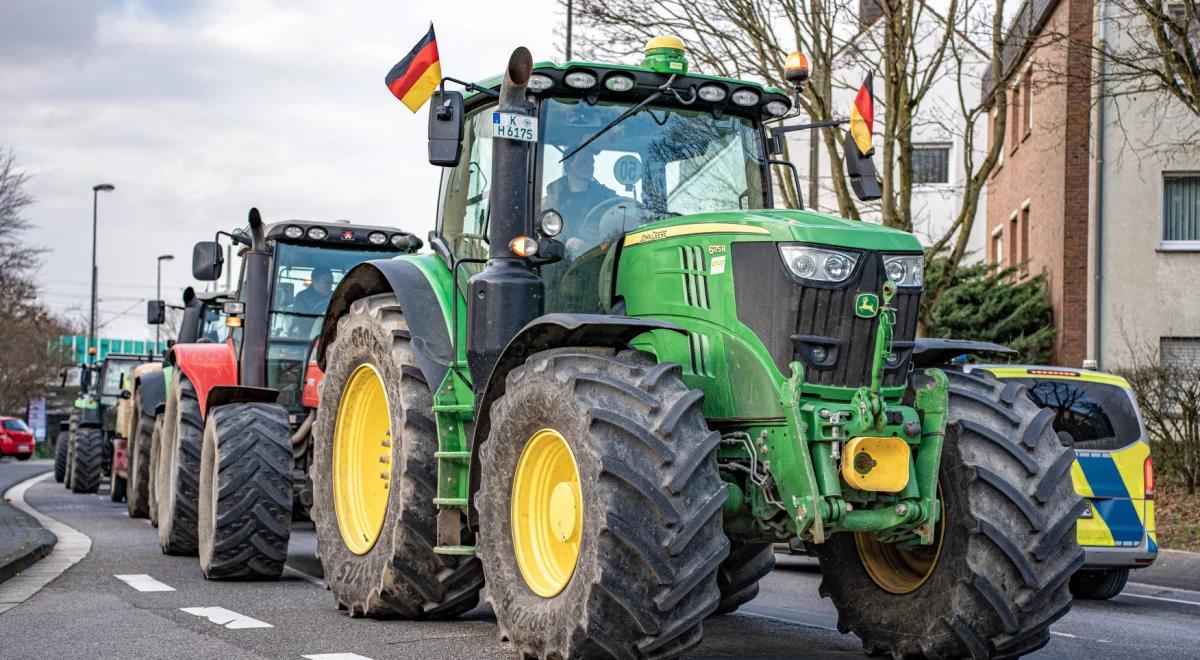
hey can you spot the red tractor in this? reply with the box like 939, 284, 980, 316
154, 209, 419, 579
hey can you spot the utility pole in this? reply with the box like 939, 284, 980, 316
565, 0, 573, 61
156, 254, 175, 356
90, 183, 115, 364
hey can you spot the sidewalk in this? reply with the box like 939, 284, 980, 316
0, 459, 56, 584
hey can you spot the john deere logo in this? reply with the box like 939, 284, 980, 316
855, 293, 879, 318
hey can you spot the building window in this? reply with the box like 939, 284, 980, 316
1020, 204, 1030, 271
912, 144, 950, 184
1009, 212, 1019, 267
1009, 84, 1021, 150
1021, 68, 1033, 137
1163, 173, 1200, 248
1161, 337, 1200, 368
991, 226, 1004, 266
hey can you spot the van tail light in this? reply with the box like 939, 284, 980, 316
1144, 455, 1156, 500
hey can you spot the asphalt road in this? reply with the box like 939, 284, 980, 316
2, 469, 1199, 659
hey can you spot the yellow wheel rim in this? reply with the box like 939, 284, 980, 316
511, 428, 582, 598
333, 364, 392, 555
855, 500, 947, 595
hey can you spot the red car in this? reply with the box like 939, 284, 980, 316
0, 417, 35, 460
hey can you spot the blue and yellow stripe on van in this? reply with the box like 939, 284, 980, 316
977, 366, 1157, 566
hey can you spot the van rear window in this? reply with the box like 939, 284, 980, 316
1010, 379, 1141, 450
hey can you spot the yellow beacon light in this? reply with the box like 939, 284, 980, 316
784, 51, 810, 89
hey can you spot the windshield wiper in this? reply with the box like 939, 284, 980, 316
560, 75, 697, 163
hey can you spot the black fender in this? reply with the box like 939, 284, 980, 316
910, 338, 1015, 368
137, 369, 166, 419
206, 385, 280, 411
317, 259, 455, 396
466, 313, 684, 527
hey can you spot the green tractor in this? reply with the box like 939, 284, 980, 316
65, 353, 152, 495
310, 42, 1083, 658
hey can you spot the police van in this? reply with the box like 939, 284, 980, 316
969, 365, 1157, 599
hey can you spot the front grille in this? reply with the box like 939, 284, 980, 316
732, 243, 921, 389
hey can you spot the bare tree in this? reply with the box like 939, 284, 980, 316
1119, 332, 1200, 493
567, 0, 1027, 327
0, 149, 77, 416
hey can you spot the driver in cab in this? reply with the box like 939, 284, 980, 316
542, 147, 620, 255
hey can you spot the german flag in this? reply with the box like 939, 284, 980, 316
849, 72, 874, 156
385, 24, 442, 112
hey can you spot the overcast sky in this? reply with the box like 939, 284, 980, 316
1, 0, 561, 339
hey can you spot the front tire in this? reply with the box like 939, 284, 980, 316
816, 369, 1085, 659
148, 414, 165, 527
198, 402, 293, 579
477, 348, 728, 659
70, 428, 103, 494
110, 475, 127, 502
157, 376, 204, 555
312, 293, 483, 617
1069, 568, 1129, 600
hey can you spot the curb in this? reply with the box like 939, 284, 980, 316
0, 464, 56, 586
0, 471, 91, 614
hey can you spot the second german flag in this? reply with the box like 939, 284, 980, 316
385, 24, 442, 112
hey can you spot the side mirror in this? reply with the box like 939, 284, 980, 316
428, 90, 465, 167
147, 300, 166, 325
843, 131, 882, 201
192, 241, 224, 281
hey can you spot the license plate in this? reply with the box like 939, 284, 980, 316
17, 445, 28, 452
492, 112, 537, 142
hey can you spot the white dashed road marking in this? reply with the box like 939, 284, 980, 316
1119, 592, 1200, 607
114, 574, 175, 592
180, 606, 273, 629
302, 654, 375, 660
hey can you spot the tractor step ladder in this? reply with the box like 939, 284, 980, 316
432, 362, 475, 555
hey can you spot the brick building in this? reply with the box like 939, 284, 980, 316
983, 0, 1200, 369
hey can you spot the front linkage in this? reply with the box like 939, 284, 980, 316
744, 280, 949, 547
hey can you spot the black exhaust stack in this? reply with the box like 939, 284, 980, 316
240, 208, 270, 388
466, 47, 544, 393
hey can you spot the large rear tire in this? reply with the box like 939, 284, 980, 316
198, 402, 293, 579
312, 293, 483, 617
477, 348, 728, 659
1069, 568, 1129, 600
70, 428, 104, 494
157, 376, 204, 555
816, 369, 1085, 659
54, 430, 69, 483
713, 541, 775, 615
64, 414, 78, 489
127, 407, 155, 518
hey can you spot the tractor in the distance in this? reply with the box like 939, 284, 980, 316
64, 353, 152, 495
309, 41, 1083, 659
155, 212, 420, 579
127, 286, 232, 521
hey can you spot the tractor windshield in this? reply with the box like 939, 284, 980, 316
538, 97, 767, 312
267, 242, 383, 413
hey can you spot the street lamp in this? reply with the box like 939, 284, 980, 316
90, 183, 114, 364
156, 254, 175, 356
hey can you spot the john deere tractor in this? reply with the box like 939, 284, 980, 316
65, 353, 152, 495
310, 42, 1084, 658
155, 212, 420, 580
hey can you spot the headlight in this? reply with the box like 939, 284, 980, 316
307, 227, 328, 240
779, 245, 859, 284
564, 71, 597, 89
764, 100, 790, 117
283, 225, 304, 239
731, 89, 760, 106
603, 74, 635, 92
527, 73, 555, 92
367, 231, 387, 245
882, 254, 924, 287
697, 84, 727, 102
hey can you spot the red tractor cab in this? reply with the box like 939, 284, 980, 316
0, 417, 35, 460
154, 209, 419, 579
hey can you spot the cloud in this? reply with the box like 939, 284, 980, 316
1, 0, 561, 338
